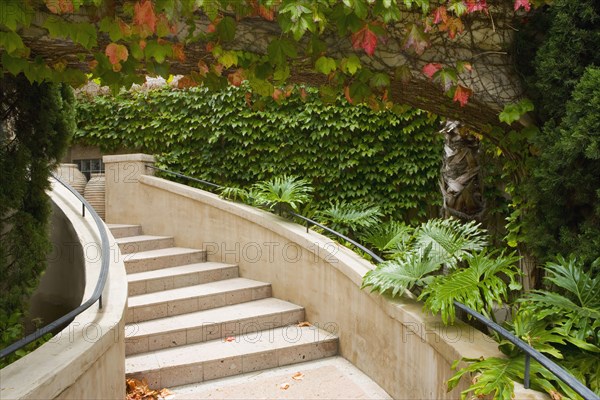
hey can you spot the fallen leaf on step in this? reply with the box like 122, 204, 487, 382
291, 372, 304, 381
224, 336, 235, 342
549, 391, 562, 400
297, 321, 312, 327
126, 377, 171, 400
280, 383, 290, 390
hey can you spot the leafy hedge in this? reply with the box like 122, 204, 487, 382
74, 86, 442, 219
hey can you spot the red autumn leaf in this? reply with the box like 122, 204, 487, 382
45, 0, 60, 13
119, 19, 132, 36
134, 0, 157, 36
45, 0, 74, 14
351, 25, 378, 56
258, 5, 275, 21
105, 43, 128, 65
284, 85, 294, 98
514, 0, 531, 11
439, 17, 464, 39
344, 86, 353, 104
206, 42, 215, 52
272, 88, 283, 101
453, 84, 473, 107
228, 69, 245, 87
299, 87, 308, 101
213, 64, 223, 75
432, 6, 447, 24
465, 0, 488, 14
224, 336, 235, 342
403, 24, 429, 55
177, 76, 198, 89
139, 40, 147, 50
207, 23, 216, 33
423, 63, 442, 79
197, 60, 209, 76
172, 43, 185, 61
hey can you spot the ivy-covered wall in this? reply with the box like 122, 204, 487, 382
74, 86, 442, 219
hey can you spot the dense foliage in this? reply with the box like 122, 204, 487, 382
74, 86, 442, 219
355, 215, 598, 399
0, 0, 544, 118
0, 74, 75, 366
531, 0, 600, 122
504, 0, 600, 265
523, 68, 600, 264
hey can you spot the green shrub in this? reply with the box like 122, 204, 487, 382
532, 0, 600, 122
0, 74, 75, 365
523, 67, 600, 264
74, 86, 442, 220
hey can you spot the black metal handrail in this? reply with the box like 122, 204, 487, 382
145, 165, 598, 400
0, 174, 110, 360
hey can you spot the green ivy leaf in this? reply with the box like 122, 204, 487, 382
499, 99, 535, 124
340, 54, 361, 75
0, 31, 25, 54
216, 16, 236, 42
99, 17, 124, 42
315, 56, 337, 75
145, 40, 172, 63
267, 38, 298, 67
219, 50, 238, 68
370, 72, 390, 88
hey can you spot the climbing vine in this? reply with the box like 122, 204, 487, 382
74, 85, 442, 219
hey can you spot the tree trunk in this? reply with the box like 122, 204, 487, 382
439, 120, 485, 221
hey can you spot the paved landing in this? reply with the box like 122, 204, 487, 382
169, 357, 391, 400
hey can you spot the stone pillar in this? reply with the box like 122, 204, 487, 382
103, 154, 155, 224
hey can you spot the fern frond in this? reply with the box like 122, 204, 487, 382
412, 218, 488, 268
499, 309, 566, 359
252, 175, 313, 213
449, 356, 579, 400
543, 255, 600, 309
420, 251, 521, 324
562, 351, 600, 395
219, 186, 251, 203
521, 256, 600, 347
317, 201, 382, 236
359, 220, 414, 254
361, 250, 441, 297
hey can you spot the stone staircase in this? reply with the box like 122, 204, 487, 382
108, 224, 339, 389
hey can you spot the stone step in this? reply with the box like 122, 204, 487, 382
125, 298, 305, 355
124, 247, 206, 274
107, 224, 142, 238
126, 278, 272, 323
126, 325, 339, 389
116, 235, 175, 254
127, 262, 239, 296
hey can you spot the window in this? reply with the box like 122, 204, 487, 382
74, 158, 104, 180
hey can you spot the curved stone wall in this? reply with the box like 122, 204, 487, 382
0, 179, 128, 399
103, 154, 544, 400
